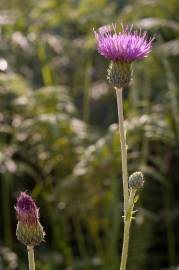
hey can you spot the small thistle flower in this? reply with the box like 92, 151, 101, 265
94, 23, 154, 88
15, 192, 45, 247
129, 171, 144, 190
94, 23, 154, 62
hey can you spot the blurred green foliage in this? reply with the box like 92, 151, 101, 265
0, 0, 179, 269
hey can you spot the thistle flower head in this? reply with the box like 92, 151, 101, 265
94, 23, 154, 88
94, 23, 154, 62
15, 192, 45, 247
16, 192, 39, 225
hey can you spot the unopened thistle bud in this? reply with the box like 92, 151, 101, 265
107, 61, 132, 88
129, 171, 144, 190
15, 192, 45, 247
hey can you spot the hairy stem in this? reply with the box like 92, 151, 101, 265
27, 246, 35, 270
115, 88, 129, 213
120, 189, 136, 270
120, 219, 131, 270
116, 87, 134, 270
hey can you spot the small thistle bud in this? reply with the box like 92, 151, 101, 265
107, 61, 132, 88
129, 171, 144, 190
15, 192, 45, 247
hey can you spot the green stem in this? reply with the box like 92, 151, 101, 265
120, 189, 136, 270
116, 87, 135, 270
115, 88, 129, 214
27, 246, 35, 270
120, 220, 131, 270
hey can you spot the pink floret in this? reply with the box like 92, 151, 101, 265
94, 23, 154, 62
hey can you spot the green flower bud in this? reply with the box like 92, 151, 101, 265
129, 171, 144, 190
107, 61, 132, 88
15, 192, 45, 247
16, 221, 45, 247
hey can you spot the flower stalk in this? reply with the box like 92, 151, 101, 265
115, 87, 134, 270
115, 87, 129, 214
27, 246, 35, 270
116, 88, 144, 270
120, 188, 136, 270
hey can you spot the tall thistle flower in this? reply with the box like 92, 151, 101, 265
94, 24, 154, 88
94, 23, 154, 270
15, 192, 45, 270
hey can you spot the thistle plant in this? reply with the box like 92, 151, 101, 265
94, 23, 154, 270
15, 192, 45, 270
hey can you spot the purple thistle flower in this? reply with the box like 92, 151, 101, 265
16, 192, 39, 226
94, 23, 154, 62
15, 192, 45, 247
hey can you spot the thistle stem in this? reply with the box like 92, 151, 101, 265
27, 246, 35, 270
120, 189, 136, 270
115, 88, 129, 213
115, 87, 131, 270
120, 219, 131, 270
